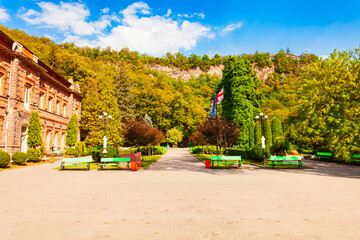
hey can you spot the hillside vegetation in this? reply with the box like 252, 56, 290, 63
2, 25, 359, 162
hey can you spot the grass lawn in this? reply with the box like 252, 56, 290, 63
140, 155, 162, 169
192, 153, 309, 169
0, 161, 47, 171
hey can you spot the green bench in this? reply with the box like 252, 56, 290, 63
99, 158, 131, 170
269, 156, 304, 169
210, 156, 242, 168
60, 157, 92, 170
350, 154, 360, 164
53, 150, 62, 156
315, 152, 332, 160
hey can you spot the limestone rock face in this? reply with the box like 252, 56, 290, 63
146, 64, 275, 82
146, 64, 224, 81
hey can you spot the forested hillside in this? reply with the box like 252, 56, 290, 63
2, 25, 359, 162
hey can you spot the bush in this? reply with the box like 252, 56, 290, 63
192, 146, 204, 154
64, 148, 77, 156
12, 152, 27, 165
105, 146, 119, 158
91, 149, 102, 162
314, 146, 331, 154
75, 142, 86, 157
152, 146, 166, 155
271, 136, 290, 156
118, 149, 133, 154
250, 144, 270, 161
228, 148, 252, 159
26, 149, 41, 162
90, 146, 119, 162
81, 148, 92, 156
0, 151, 10, 167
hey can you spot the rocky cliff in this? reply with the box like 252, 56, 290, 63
146, 64, 274, 81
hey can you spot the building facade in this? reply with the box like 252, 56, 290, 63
0, 30, 82, 154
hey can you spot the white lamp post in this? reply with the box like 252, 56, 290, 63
99, 112, 112, 158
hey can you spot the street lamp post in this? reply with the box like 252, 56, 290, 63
255, 112, 268, 166
99, 112, 112, 158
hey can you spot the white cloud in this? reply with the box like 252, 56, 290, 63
20, 1, 212, 56
63, 35, 97, 47
19, 2, 118, 35
221, 22, 243, 36
165, 9, 172, 17
178, 12, 205, 19
101, 8, 109, 14
0, 8, 10, 22
97, 2, 211, 56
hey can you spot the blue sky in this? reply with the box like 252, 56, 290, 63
0, 0, 359, 57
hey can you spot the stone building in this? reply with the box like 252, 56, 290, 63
0, 30, 82, 154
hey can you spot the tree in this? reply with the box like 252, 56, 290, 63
81, 78, 102, 147
264, 119, 272, 147
99, 71, 123, 146
27, 111, 42, 148
295, 50, 360, 161
113, 62, 135, 122
66, 114, 78, 147
166, 128, 183, 147
248, 121, 255, 149
124, 119, 164, 151
271, 117, 283, 144
254, 121, 262, 145
221, 56, 262, 147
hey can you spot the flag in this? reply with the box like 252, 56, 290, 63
216, 88, 224, 104
211, 94, 216, 117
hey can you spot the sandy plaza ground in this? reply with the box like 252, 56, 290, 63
1, 148, 360, 240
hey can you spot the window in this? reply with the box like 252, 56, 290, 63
56, 101, 60, 114
0, 73, 3, 95
48, 97, 53, 112
75, 108, 79, 116
63, 104, 67, 117
24, 85, 30, 110
26, 70, 31, 77
39, 93, 44, 109
39, 79, 45, 87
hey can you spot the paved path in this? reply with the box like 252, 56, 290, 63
1, 149, 360, 240
150, 148, 204, 171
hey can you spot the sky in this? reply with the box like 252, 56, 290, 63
0, 0, 359, 57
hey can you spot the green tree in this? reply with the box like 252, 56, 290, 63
27, 111, 42, 148
221, 56, 262, 147
264, 119, 272, 147
66, 114, 78, 147
113, 62, 135, 122
166, 128, 183, 147
99, 75, 123, 146
248, 121, 255, 149
254, 121, 262, 145
271, 117, 283, 144
295, 50, 360, 161
81, 78, 103, 147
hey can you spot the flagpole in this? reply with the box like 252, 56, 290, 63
216, 97, 219, 156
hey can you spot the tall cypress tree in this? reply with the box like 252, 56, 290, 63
221, 56, 262, 147
248, 121, 255, 149
271, 117, 283, 144
254, 121, 262, 145
81, 78, 103, 147
264, 119, 272, 147
113, 62, 135, 123
100, 77, 123, 146
66, 114, 78, 147
27, 111, 42, 148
